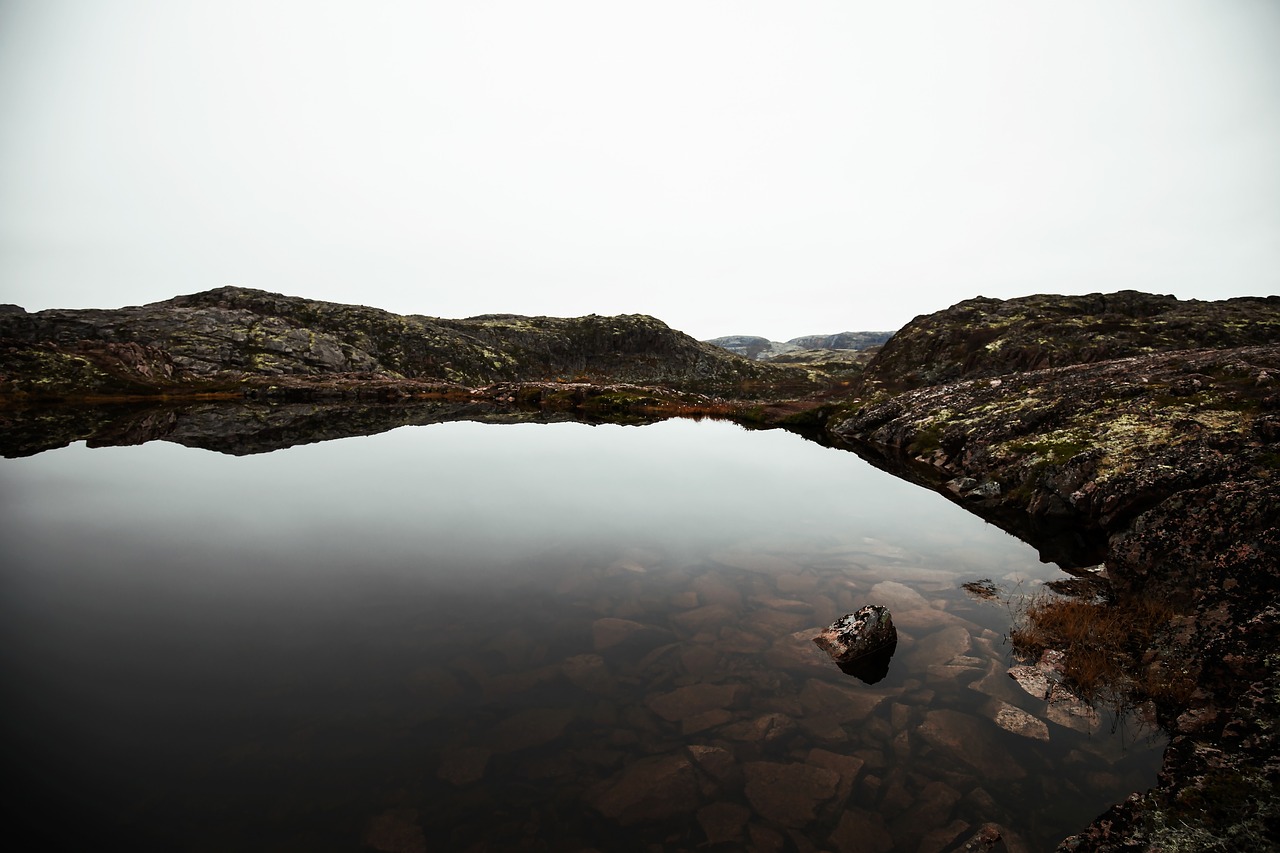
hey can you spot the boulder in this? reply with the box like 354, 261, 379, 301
812, 605, 898, 668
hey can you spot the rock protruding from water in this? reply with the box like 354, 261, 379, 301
812, 606, 899, 683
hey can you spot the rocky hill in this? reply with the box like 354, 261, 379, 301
859, 291, 1280, 393
785, 331, 893, 351
705, 330, 892, 361
820, 291, 1280, 851
0, 287, 817, 401
702, 335, 801, 360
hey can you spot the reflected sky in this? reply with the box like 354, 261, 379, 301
0, 418, 1050, 585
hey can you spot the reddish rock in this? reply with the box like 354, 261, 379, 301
743, 761, 840, 826
798, 678, 889, 723
806, 748, 865, 809
588, 754, 702, 825
645, 682, 746, 722
363, 809, 427, 853
916, 709, 1026, 781
828, 808, 894, 853
487, 708, 574, 753
669, 604, 737, 634
720, 713, 797, 743
696, 802, 750, 844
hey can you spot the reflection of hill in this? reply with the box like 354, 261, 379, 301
0, 400, 666, 459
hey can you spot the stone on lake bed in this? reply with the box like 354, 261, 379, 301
812, 605, 898, 665
991, 701, 1050, 741
645, 682, 746, 722
743, 761, 841, 826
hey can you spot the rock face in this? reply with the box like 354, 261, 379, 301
823, 291, 1280, 851
858, 291, 1280, 393
0, 286, 816, 399
813, 606, 898, 665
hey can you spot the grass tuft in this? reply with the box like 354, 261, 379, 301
1009, 589, 1195, 706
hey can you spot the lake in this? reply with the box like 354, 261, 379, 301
0, 415, 1163, 851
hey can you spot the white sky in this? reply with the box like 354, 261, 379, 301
1, 1, 1277, 341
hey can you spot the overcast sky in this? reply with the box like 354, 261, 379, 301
1, 1, 1276, 340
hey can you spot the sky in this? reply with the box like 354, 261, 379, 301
1, 1, 1277, 341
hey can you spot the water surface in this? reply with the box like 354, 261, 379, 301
0, 418, 1162, 851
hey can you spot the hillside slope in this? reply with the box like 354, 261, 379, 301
859, 291, 1280, 393
0, 287, 815, 400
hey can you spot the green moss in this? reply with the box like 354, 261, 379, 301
1004, 432, 1092, 464
908, 421, 946, 455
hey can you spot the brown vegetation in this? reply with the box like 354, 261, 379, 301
1010, 589, 1196, 707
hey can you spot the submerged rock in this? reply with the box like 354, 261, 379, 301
812, 605, 899, 674
742, 761, 841, 826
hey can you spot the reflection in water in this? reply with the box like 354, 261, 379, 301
838, 642, 898, 684
0, 418, 1163, 851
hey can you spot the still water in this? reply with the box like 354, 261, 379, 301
0, 417, 1162, 851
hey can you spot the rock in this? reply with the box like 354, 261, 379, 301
696, 802, 750, 844
680, 708, 734, 735
679, 645, 720, 677
363, 809, 427, 853
765, 630, 846, 677
1043, 684, 1102, 734
742, 761, 841, 826
806, 748, 865, 809
691, 575, 744, 609
720, 713, 797, 743
591, 617, 670, 652
587, 753, 703, 825
956, 822, 1004, 852
751, 595, 814, 614
905, 624, 973, 667
749, 824, 787, 853
709, 551, 801, 575
561, 653, 614, 692
916, 709, 1027, 780
742, 608, 813, 636
1007, 665, 1051, 700
0, 286, 815, 397
827, 808, 895, 853
990, 701, 1050, 741
686, 745, 737, 790
867, 581, 930, 611
436, 746, 491, 786
669, 604, 737, 634
670, 590, 699, 609
799, 679, 889, 723
487, 708, 574, 753
645, 682, 746, 722
776, 572, 820, 595
716, 625, 771, 653
812, 605, 898, 665
918, 819, 972, 853
889, 780, 961, 845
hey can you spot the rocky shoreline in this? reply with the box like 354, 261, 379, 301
816, 294, 1279, 851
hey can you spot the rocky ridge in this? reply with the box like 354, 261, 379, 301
0, 286, 818, 402
824, 292, 1280, 851
858, 291, 1279, 394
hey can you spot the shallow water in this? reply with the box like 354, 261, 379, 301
0, 418, 1163, 851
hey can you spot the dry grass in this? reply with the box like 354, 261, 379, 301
1010, 590, 1195, 706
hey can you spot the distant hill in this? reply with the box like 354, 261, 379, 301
705, 331, 893, 361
